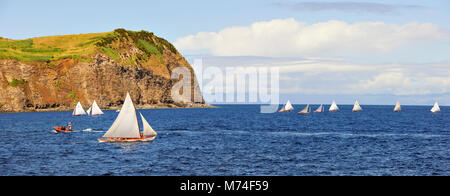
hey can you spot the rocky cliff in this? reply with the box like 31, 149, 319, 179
0, 29, 206, 112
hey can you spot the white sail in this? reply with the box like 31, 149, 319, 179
73, 102, 87, 116
91, 100, 104, 116
103, 93, 141, 138
431, 102, 441, 113
280, 100, 294, 112
315, 104, 324, 112
284, 100, 294, 111
140, 113, 157, 137
86, 107, 92, 116
352, 101, 363, 112
329, 101, 339, 111
394, 101, 402, 112
299, 104, 310, 113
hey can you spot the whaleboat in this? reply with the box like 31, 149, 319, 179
98, 92, 157, 142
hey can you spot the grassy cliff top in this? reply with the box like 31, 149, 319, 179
0, 29, 179, 64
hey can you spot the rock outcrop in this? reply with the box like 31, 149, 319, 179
0, 29, 206, 112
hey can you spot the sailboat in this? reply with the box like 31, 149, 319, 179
72, 102, 87, 116
352, 101, 363, 112
298, 104, 311, 114
329, 101, 339, 112
394, 101, 402, 112
431, 102, 441, 113
279, 100, 294, 112
88, 100, 104, 116
98, 92, 157, 142
314, 104, 325, 113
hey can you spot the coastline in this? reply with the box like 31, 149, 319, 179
0, 103, 216, 114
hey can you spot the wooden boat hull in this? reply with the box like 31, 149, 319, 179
298, 112, 310, 114
98, 135, 156, 143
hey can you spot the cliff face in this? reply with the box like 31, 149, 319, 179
0, 29, 205, 112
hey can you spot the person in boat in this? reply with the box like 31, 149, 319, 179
67, 122, 72, 130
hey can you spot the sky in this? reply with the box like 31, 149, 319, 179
1, 0, 449, 105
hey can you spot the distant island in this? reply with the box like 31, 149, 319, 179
0, 29, 207, 112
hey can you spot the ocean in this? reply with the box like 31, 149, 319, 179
0, 104, 448, 176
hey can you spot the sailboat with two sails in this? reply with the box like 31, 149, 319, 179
279, 100, 294, 112
314, 105, 325, 113
98, 92, 157, 142
431, 102, 441, 113
352, 101, 363, 112
73, 102, 87, 116
298, 104, 311, 114
329, 101, 339, 112
86, 100, 104, 116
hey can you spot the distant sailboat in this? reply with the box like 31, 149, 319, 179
394, 101, 402, 112
298, 104, 311, 114
431, 102, 441, 113
329, 101, 339, 112
90, 100, 104, 116
314, 104, 325, 113
279, 100, 294, 112
72, 102, 87, 116
98, 92, 157, 142
352, 101, 363, 112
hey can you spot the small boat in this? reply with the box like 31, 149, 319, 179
298, 104, 311, 114
54, 126, 73, 133
431, 102, 440, 113
279, 100, 294, 112
73, 102, 87, 116
314, 104, 325, 113
98, 92, 157, 142
88, 100, 104, 116
394, 101, 402, 112
329, 101, 339, 112
352, 101, 363, 112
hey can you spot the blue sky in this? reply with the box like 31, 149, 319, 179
0, 0, 449, 40
1, 0, 450, 105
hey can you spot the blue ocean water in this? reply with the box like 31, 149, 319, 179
0, 104, 449, 176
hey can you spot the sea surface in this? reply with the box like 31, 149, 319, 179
0, 104, 449, 176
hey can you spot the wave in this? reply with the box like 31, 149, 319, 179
268, 131, 445, 138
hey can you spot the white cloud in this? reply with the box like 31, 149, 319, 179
175, 18, 448, 57
188, 56, 450, 99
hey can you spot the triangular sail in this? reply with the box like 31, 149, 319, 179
315, 104, 324, 113
73, 102, 86, 116
280, 100, 294, 112
299, 104, 310, 113
352, 101, 363, 112
284, 100, 294, 111
86, 107, 92, 116
91, 100, 104, 116
140, 113, 157, 137
431, 102, 440, 113
103, 93, 141, 138
394, 101, 402, 112
329, 101, 339, 111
